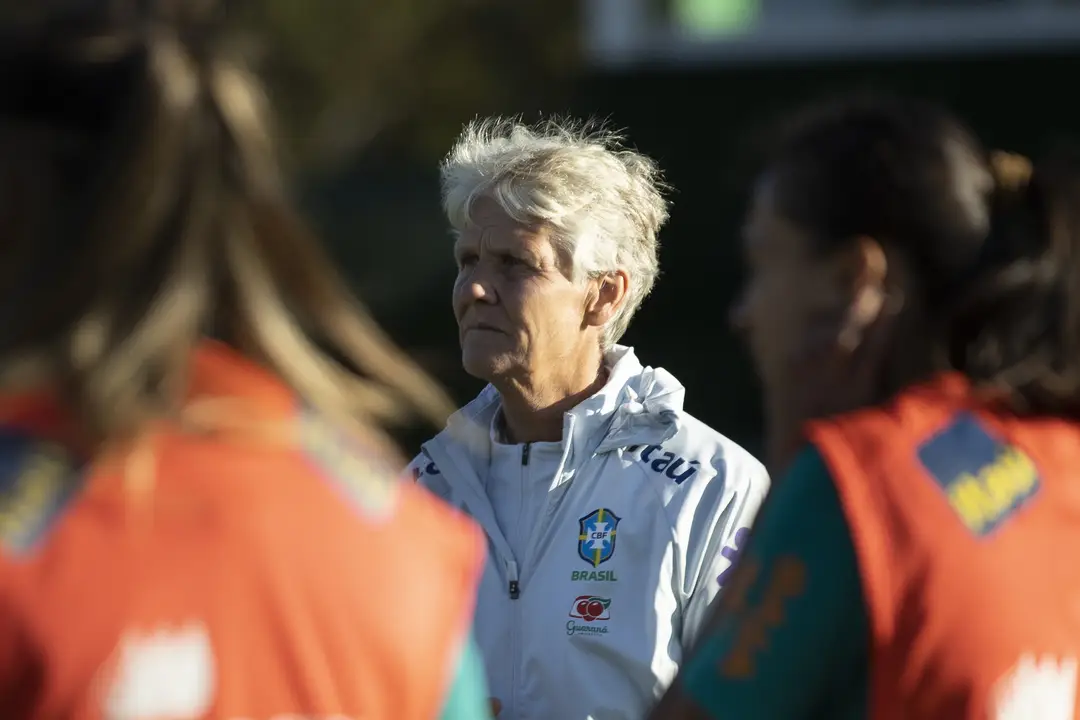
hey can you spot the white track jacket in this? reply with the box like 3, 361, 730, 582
409, 346, 769, 720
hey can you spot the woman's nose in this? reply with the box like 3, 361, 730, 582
469, 281, 490, 301
457, 274, 495, 305
464, 264, 496, 303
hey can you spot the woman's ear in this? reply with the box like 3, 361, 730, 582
584, 270, 630, 329
837, 236, 889, 351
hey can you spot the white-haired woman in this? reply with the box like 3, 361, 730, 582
409, 118, 771, 720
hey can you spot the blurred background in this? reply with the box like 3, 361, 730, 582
242, 0, 1080, 457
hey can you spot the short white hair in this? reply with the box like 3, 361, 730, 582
440, 116, 670, 347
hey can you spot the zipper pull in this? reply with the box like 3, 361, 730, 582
507, 559, 520, 599
521, 442, 531, 466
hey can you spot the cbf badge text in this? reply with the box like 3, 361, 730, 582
578, 508, 620, 567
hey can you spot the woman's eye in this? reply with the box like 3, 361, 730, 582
457, 253, 477, 268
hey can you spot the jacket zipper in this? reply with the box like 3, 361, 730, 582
507, 443, 531, 716
510, 442, 527, 598
508, 558, 521, 714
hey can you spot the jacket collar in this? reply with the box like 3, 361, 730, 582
432, 345, 685, 472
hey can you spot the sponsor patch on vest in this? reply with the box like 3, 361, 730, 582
993, 653, 1077, 720
916, 414, 1040, 537
0, 428, 83, 557
101, 621, 216, 719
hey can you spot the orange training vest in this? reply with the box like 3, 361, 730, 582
808, 373, 1080, 720
0, 342, 484, 719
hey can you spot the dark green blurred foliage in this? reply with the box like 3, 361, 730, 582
573, 53, 1080, 456
239, 0, 581, 453
240, 0, 580, 172
278, 22, 1080, 456
10, 4, 1079, 458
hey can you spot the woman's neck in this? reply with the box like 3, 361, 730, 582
877, 305, 940, 405
496, 347, 607, 444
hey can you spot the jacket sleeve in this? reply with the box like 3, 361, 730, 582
677, 447, 770, 648
405, 453, 427, 483
406, 451, 447, 485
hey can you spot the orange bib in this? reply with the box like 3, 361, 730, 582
0, 342, 484, 719
808, 373, 1080, 720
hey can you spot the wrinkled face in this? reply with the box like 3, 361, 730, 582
731, 175, 861, 465
452, 197, 596, 383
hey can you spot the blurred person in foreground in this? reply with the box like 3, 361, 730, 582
651, 95, 1080, 720
0, 3, 492, 718
409, 117, 770, 719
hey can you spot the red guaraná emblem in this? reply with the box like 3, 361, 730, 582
569, 595, 611, 622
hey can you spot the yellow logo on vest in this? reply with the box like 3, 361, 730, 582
947, 447, 1039, 536
917, 414, 1041, 537
0, 431, 81, 556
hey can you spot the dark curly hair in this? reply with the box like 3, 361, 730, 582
766, 93, 1080, 417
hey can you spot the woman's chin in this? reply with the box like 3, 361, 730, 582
461, 346, 513, 383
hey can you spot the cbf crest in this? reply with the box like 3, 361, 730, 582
578, 508, 621, 567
